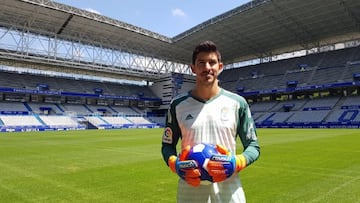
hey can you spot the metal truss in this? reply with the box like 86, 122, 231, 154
0, 0, 192, 81
0, 25, 190, 81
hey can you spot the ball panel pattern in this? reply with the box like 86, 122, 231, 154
187, 143, 219, 183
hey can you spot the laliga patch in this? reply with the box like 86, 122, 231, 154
162, 127, 173, 144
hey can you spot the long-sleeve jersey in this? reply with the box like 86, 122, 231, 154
161, 88, 260, 203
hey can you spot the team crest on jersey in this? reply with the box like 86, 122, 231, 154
162, 127, 173, 144
220, 107, 230, 121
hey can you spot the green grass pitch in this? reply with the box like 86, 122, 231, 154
0, 128, 359, 202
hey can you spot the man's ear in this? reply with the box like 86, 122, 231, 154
219, 62, 224, 72
190, 64, 196, 74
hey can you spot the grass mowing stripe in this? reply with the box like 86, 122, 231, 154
0, 128, 359, 202
0, 161, 100, 202
308, 176, 360, 203
243, 128, 360, 203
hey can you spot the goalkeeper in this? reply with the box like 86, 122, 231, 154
161, 40, 260, 203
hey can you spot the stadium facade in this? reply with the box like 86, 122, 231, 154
0, 0, 359, 132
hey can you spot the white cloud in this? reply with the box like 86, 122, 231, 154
172, 8, 186, 17
84, 8, 101, 15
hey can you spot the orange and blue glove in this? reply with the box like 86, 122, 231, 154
206, 144, 247, 183
168, 145, 201, 187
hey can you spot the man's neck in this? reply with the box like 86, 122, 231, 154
191, 84, 221, 101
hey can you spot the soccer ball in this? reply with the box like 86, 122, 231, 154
187, 143, 219, 184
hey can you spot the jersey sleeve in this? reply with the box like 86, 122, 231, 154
161, 100, 182, 165
237, 99, 260, 166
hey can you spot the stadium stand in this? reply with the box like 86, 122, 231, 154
0, 101, 28, 112
250, 101, 278, 112
219, 46, 360, 93
252, 94, 360, 128
1, 44, 360, 131
0, 115, 43, 127
0, 71, 158, 98
1, 43, 359, 131
1, 0, 360, 131
286, 110, 330, 123
62, 104, 93, 115
39, 115, 79, 128
301, 97, 339, 110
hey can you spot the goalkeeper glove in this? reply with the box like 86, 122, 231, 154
168, 145, 201, 187
206, 144, 247, 183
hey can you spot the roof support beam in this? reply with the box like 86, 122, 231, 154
56, 14, 73, 35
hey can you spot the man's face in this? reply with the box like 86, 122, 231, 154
191, 52, 223, 86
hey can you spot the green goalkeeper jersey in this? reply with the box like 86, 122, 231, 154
161, 88, 260, 203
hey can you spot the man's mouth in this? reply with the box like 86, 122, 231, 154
201, 72, 213, 77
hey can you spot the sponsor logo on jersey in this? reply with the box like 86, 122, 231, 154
162, 127, 173, 144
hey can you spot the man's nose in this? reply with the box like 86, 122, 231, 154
204, 62, 212, 69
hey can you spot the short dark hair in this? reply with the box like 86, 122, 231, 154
192, 40, 222, 65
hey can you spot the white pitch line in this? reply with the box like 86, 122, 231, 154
308, 176, 360, 203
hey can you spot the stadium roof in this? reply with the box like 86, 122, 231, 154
1, 0, 360, 69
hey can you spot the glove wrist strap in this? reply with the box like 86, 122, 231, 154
168, 155, 177, 173
235, 154, 247, 172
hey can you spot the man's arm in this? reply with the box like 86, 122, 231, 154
238, 101, 260, 165
161, 102, 181, 165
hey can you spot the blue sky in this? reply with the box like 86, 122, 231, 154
54, 0, 250, 37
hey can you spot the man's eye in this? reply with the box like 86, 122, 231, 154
197, 60, 217, 66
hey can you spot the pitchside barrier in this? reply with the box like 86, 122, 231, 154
257, 122, 360, 128
0, 123, 160, 132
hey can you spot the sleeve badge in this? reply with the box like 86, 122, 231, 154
162, 127, 173, 144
